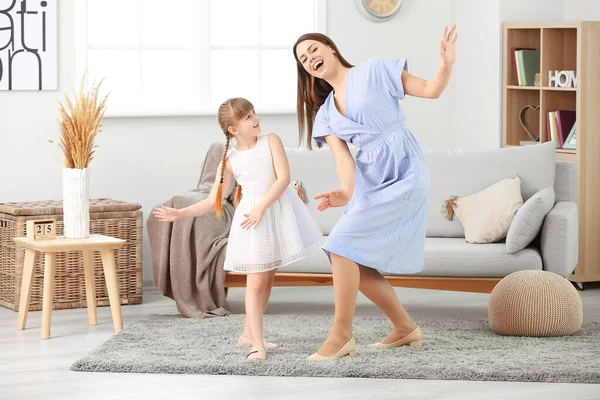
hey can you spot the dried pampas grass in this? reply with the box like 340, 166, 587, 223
51, 74, 109, 169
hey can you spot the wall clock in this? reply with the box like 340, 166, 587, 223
355, 0, 403, 22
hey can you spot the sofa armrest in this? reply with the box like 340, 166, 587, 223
540, 201, 578, 277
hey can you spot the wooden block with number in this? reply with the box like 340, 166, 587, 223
26, 219, 57, 240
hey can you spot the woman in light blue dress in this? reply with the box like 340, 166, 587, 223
293, 26, 458, 360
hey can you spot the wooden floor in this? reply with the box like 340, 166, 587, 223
1, 284, 599, 400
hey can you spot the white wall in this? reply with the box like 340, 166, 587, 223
454, 0, 501, 150
0, 0, 457, 285
501, 0, 564, 21
328, 0, 457, 151
454, 0, 564, 150
564, 0, 600, 20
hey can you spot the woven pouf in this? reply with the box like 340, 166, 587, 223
488, 270, 583, 336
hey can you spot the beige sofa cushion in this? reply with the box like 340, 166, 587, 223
452, 176, 523, 244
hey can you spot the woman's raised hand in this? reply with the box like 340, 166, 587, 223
440, 24, 458, 66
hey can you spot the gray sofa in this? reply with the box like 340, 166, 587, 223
229, 140, 578, 293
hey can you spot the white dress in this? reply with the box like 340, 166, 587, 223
223, 134, 322, 273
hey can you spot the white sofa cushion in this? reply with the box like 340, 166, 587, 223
414, 238, 543, 277
278, 236, 331, 273
452, 175, 523, 244
279, 237, 543, 277
506, 186, 555, 253
424, 141, 556, 238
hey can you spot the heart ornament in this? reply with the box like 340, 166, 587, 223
519, 104, 540, 142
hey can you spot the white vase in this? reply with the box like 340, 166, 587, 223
62, 168, 90, 239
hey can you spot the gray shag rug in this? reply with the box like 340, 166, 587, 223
71, 314, 600, 383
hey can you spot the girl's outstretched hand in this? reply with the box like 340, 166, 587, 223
241, 207, 265, 230
314, 189, 351, 212
440, 24, 458, 66
152, 205, 181, 222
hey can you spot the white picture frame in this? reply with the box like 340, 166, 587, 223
0, 0, 57, 91
562, 123, 577, 150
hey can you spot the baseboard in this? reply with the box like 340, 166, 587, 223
143, 279, 155, 288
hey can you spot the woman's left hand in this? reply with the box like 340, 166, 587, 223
440, 24, 458, 66
241, 207, 265, 230
314, 189, 351, 212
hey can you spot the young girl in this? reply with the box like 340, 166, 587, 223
153, 97, 322, 361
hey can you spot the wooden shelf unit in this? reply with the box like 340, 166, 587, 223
502, 21, 600, 287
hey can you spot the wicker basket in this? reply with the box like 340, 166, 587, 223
0, 198, 143, 311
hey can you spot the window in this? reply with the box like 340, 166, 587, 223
75, 0, 326, 117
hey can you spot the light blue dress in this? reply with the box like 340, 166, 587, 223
313, 57, 430, 275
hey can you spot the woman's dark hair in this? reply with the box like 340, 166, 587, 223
293, 33, 353, 149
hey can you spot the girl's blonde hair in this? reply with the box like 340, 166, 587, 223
215, 97, 253, 216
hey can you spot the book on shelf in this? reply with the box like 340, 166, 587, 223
547, 110, 576, 149
555, 110, 576, 147
511, 47, 533, 85
547, 111, 559, 147
512, 49, 540, 86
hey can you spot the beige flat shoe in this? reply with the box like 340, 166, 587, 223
237, 336, 278, 349
307, 337, 357, 360
246, 349, 267, 361
368, 326, 423, 349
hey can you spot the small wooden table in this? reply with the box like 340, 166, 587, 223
14, 234, 126, 339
